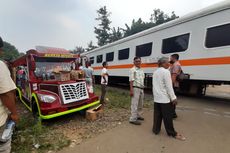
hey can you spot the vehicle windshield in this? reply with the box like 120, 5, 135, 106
34, 57, 75, 80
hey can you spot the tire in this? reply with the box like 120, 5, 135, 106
32, 101, 42, 123
79, 109, 87, 116
15, 90, 20, 102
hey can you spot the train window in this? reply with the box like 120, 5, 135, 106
162, 33, 190, 54
205, 23, 230, 48
118, 48, 129, 60
97, 55, 103, 63
106, 52, 114, 62
89, 57, 94, 64
136, 42, 152, 57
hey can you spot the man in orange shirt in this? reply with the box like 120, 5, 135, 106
170, 54, 182, 119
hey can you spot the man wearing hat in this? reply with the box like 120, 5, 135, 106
0, 37, 19, 153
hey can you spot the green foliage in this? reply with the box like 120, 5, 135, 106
123, 18, 154, 37
19, 52, 26, 57
109, 27, 123, 43
71, 46, 85, 54
94, 85, 152, 109
123, 9, 179, 37
90, 7, 179, 52
94, 85, 131, 109
12, 116, 70, 153
150, 9, 179, 25
0, 41, 20, 61
86, 40, 97, 51
94, 6, 112, 46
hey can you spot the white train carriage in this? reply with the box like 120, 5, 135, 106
81, 1, 230, 95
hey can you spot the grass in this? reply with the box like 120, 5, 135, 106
12, 116, 70, 153
94, 85, 152, 109
94, 85, 131, 109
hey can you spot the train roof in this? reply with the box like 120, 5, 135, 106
83, 0, 230, 55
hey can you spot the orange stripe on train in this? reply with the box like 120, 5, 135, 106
93, 56, 230, 70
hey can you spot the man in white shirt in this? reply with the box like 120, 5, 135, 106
0, 36, 19, 152
100, 61, 108, 105
129, 57, 145, 125
152, 57, 185, 140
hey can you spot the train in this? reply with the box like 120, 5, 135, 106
81, 1, 230, 95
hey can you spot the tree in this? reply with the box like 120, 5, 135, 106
169, 11, 178, 21
123, 9, 179, 37
94, 6, 112, 46
123, 18, 153, 37
86, 41, 97, 51
19, 52, 25, 57
0, 41, 20, 61
150, 9, 179, 25
71, 46, 85, 54
109, 27, 123, 42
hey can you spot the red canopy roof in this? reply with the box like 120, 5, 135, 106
35, 46, 70, 54
11, 46, 79, 67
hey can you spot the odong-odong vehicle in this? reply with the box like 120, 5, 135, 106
11, 46, 100, 120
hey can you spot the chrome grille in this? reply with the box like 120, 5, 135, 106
60, 82, 89, 104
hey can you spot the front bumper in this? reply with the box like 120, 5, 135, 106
39, 100, 100, 119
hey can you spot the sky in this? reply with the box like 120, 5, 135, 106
0, 0, 224, 52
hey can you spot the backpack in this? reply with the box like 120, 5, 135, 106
176, 70, 189, 82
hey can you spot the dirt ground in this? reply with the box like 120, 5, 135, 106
206, 85, 230, 99
58, 86, 230, 153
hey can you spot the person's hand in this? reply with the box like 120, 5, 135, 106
130, 90, 134, 97
10, 113, 19, 123
172, 99, 177, 105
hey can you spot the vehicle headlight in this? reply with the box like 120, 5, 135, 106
37, 94, 56, 103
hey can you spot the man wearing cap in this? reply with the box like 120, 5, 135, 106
0, 37, 19, 153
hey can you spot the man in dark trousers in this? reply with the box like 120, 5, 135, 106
0, 36, 19, 153
170, 54, 182, 118
152, 57, 185, 141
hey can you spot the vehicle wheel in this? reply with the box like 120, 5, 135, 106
32, 102, 42, 123
15, 90, 20, 102
79, 109, 87, 116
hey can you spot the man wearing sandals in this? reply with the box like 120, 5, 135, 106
152, 57, 185, 141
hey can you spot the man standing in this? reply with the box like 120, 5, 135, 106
152, 57, 185, 140
129, 57, 145, 125
100, 61, 108, 105
0, 36, 19, 153
82, 62, 94, 93
88, 62, 95, 85
170, 54, 182, 118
